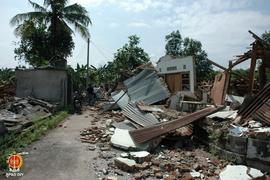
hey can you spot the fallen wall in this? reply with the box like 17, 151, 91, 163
16, 69, 70, 107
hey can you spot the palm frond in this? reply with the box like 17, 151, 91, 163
59, 19, 74, 34
10, 12, 48, 26
14, 24, 24, 37
44, 0, 68, 8
28, 0, 46, 12
74, 22, 90, 39
63, 13, 91, 27
63, 3, 88, 14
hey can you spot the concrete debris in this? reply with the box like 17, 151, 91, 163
120, 153, 129, 158
106, 119, 113, 127
0, 97, 52, 135
110, 128, 161, 151
219, 165, 264, 180
190, 170, 201, 178
114, 157, 137, 172
105, 176, 118, 180
130, 151, 151, 163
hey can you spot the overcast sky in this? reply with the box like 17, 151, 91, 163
1, 0, 270, 69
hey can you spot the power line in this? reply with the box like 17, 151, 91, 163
90, 40, 114, 61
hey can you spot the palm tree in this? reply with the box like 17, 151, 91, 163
11, 0, 91, 59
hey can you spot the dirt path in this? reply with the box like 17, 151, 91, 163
7, 111, 97, 180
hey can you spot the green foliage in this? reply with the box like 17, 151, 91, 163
102, 35, 150, 84
114, 35, 150, 71
230, 68, 249, 81
11, 0, 91, 67
14, 21, 74, 67
262, 30, 270, 45
165, 30, 182, 56
165, 30, 214, 82
0, 111, 68, 170
0, 69, 15, 84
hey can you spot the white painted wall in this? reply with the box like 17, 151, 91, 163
157, 55, 196, 92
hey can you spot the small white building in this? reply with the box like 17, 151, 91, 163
157, 55, 196, 93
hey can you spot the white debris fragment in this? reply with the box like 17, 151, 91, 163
120, 153, 129, 158
130, 151, 151, 163
114, 157, 137, 172
190, 170, 201, 178
219, 165, 264, 180
248, 120, 262, 128
110, 128, 160, 151
106, 119, 113, 127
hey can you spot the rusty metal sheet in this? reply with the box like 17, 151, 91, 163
253, 101, 270, 125
236, 83, 270, 124
210, 72, 230, 106
129, 106, 221, 144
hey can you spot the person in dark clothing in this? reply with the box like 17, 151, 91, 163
87, 84, 96, 106
73, 91, 82, 114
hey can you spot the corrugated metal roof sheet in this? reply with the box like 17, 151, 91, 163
122, 103, 160, 127
124, 69, 170, 105
129, 106, 221, 143
111, 90, 129, 109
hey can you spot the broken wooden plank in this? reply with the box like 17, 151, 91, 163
129, 106, 222, 144
210, 72, 230, 106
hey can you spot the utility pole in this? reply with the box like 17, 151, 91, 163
86, 37, 90, 87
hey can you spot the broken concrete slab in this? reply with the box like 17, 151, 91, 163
111, 128, 161, 151
130, 151, 151, 163
114, 157, 137, 172
219, 165, 264, 180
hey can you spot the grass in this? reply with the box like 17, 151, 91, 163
0, 111, 68, 171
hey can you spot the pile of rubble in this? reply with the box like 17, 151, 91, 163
82, 107, 267, 180
0, 97, 54, 136
79, 68, 269, 179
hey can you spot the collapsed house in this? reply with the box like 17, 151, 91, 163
80, 31, 270, 179
157, 55, 196, 93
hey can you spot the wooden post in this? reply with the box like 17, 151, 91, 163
248, 44, 257, 94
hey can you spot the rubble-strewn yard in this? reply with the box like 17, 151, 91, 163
81, 107, 231, 180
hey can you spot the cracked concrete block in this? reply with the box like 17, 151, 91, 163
111, 128, 160, 151
130, 151, 151, 163
114, 157, 137, 172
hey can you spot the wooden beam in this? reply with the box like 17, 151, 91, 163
248, 44, 257, 94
